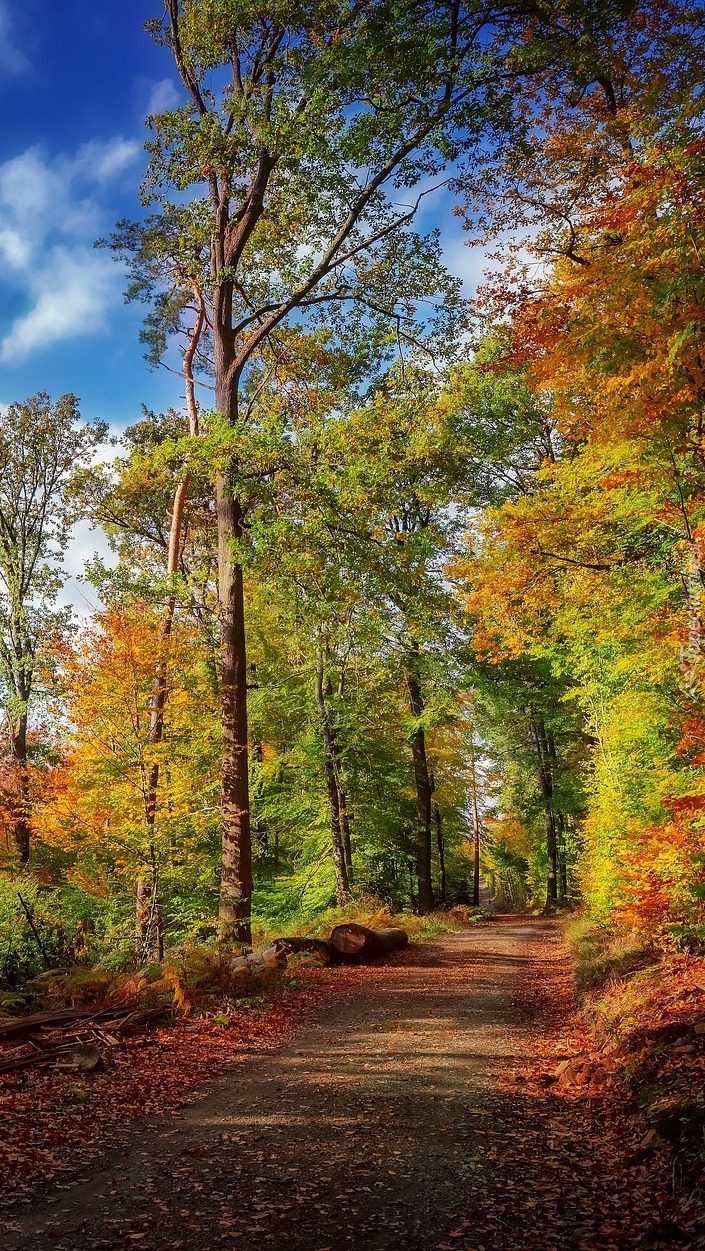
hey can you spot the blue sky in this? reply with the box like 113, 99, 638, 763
0, 1, 483, 434
0, 0, 187, 427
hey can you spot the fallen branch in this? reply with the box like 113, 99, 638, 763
0, 1009, 97, 1042
0, 1005, 171, 1075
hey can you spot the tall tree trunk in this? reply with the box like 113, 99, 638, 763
9, 712, 30, 864
136, 302, 204, 954
406, 645, 434, 914
546, 731, 561, 909
332, 664, 353, 880
556, 810, 569, 905
545, 806, 559, 909
469, 728, 482, 908
315, 653, 351, 904
211, 271, 255, 945
433, 802, 446, 905
529, 717, 558, 910
408, 860, 416, 909
251, 740, 268, 851
216, 477, 253, 944
338, 786, 354, 881
135, 877, 151, 954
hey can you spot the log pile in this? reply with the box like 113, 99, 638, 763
0, 926, 408, 1076
0, 1003, 170, 1076
272, 923, 409, 968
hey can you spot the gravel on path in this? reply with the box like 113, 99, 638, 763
0, 919, 681, 1251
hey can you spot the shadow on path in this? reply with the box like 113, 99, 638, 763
0, 921, 679, 1251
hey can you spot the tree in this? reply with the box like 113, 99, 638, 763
42, 603, 220, 955
0, 394, 105, 863
114, 0, 552, 942
451, 2, 705, 930
75, 388, 218, 950
302, 365, 487, 911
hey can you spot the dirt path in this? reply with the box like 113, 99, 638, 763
0, 920, 680, 1250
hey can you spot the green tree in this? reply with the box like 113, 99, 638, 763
111, 0, 549, 943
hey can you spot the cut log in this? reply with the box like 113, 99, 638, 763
228, 943, 288, 981
272, 937, 339, 966
329, 924, 409, 963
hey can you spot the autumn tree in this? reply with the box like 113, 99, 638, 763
452, 1, 705, 930
75, 401, 219, 948
42, 603, 220, 956
0, 394, 106, 863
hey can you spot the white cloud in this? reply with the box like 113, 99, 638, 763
59, 522, 117, 617
0, 248, 115, 363
0, 137, 141, 362
0, 227, 32, 269
73, 137, 140, 184
441, 233, 494, 297
146, 78, 180, 114
0, 148, 61, 221
0, 3, 30, 78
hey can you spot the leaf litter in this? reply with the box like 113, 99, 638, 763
0, 919, 701, 1250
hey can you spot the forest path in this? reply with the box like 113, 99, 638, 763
1, 920, 670, 1251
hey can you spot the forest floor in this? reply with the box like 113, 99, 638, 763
0, 917, 701, 1251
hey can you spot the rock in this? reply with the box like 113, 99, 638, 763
61, 1044, 102, 1072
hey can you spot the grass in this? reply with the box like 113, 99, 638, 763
563, 912, 658, 993
253, 895, 492, 946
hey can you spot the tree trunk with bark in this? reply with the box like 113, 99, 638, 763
216, 474, 253, 944
9, 712, 30, 863
210, 260, 255, 945
406, 647, 434, 914
251, 740, 269, 851
469, 730, 482, 908
434, 802, 446, 906
333, 669, 353, 881
557, 811, 569, 904
315, 653, 351, 904
545, 805, 559, 909
529, 717, 559, 910
338, 785, 353, 882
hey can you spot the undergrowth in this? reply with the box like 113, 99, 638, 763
563, 913, 658, 992
3, 899, 492, 1018
253, 896, 490, 945
565, 912, 705, 1208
